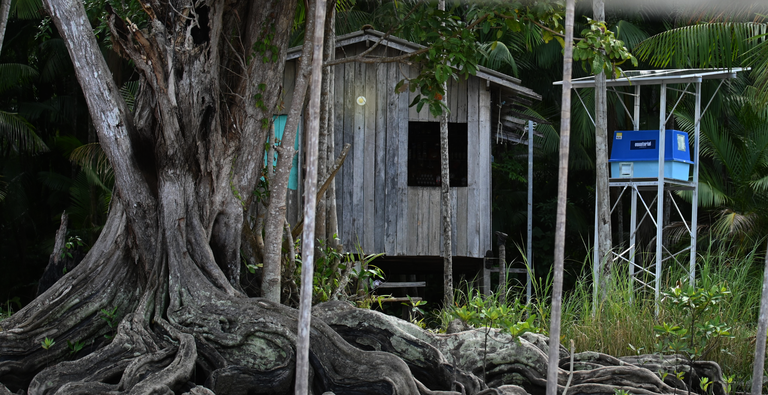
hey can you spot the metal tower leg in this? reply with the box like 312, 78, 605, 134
690, 82, 702, 286
655, 83, 667, 313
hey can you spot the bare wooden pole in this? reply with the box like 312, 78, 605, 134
496, 231, 508, 304
546, 1, 574, 394
295, 0, 327, 392
593, 0, 612, 300
751, 238, 768, 395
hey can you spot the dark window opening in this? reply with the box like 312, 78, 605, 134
408, 122, 468, 187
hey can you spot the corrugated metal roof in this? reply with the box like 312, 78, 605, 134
287, 29, 542, 100
554, 68, 746, 88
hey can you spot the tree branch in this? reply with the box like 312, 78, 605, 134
41, 0, 158, 265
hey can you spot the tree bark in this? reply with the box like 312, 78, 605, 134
438, 0, 454, 308
295, 0, 328, 392
547, 1, 575, 395
262, 0, 317, 303
0, 0, 10, 54
752, 238, 768, 395
316, 1, 336, 245
593, 0, 613, 297
0, 1, 486, 393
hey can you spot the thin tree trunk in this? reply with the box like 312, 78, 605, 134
0, 0, 10, 54
751, 238, 768, 395
593, 0, 612, 297
316, 1, 336, 244
326, 62, 339, 247
295, 0, 327, 390
546, 1, 575, 394
262, 0, 318, 302
438, 0, 454, 308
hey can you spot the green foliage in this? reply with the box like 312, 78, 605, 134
573, 18, 638, 77
99, 306, 119, 339
402, 295, 427, 326
635, 21, 768, 104
60, 235, 85, 260
447, 287, 540, 337
40, 337, 55, 350
654, 282, 733, 361
294, 240, 385, 306
0, 296, 21, 321
66, 339, 85, 355
83, 0, 149, 42
251, 22, 280, 64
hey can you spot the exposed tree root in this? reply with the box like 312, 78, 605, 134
0, 216, 728, 395
314, 301, 727, 395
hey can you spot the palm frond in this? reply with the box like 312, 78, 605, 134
516, 107, 557, 154
69, 142, 113, 179
335, 10, 372, 35
615, 20, 650, 51
53, 135, 83, 156
18, 101, 55, 122
119, 81, 139, 112
37, 170, 72, 192
744, 32, 768, 105
664, 220, 693, 246
0, 110, 47, 154
38, 38, 73, 83
0, 63, 39, 93
10, 0, 42, 19
478, 41, 518, 76
711, 208, 759, 240
749, 174, 768, 193
635, 22, 767, 69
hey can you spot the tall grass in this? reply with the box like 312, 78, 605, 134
561, 242, 764, 389
437, 241, 766, 390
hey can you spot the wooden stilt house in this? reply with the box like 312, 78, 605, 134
282, 29, 541, 274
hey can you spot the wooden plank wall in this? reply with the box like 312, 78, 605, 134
323, 43, 491, 258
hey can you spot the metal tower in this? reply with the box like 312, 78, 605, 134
556, 68, 745, 304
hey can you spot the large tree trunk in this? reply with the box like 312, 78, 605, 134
0, 1, 427, 393
0, 1, 733, 394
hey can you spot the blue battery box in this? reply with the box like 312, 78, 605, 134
609, 130, 693, 181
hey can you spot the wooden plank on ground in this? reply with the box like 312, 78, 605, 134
377, 281, 426, 288
374, 63, 387, 254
